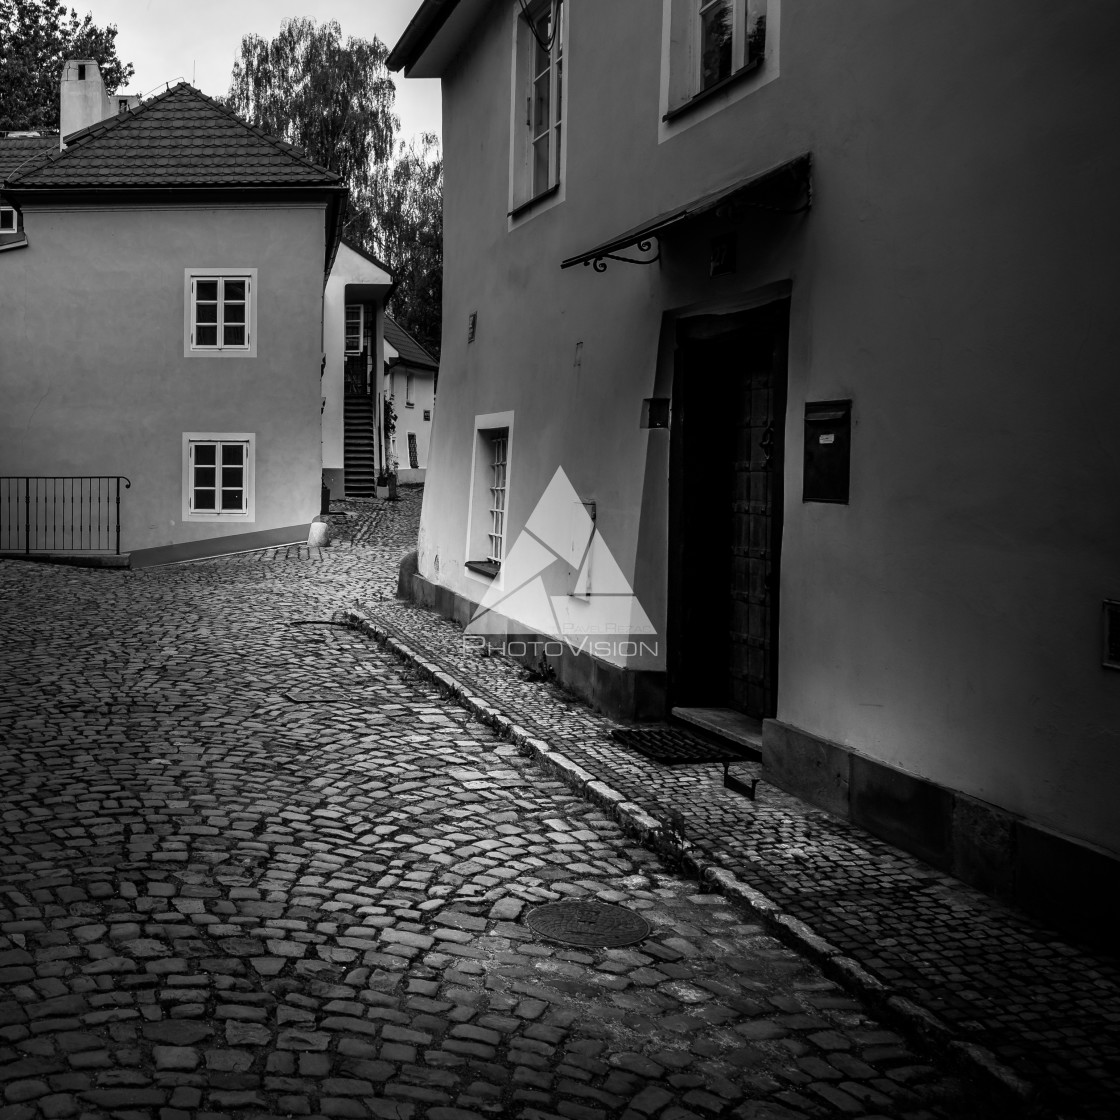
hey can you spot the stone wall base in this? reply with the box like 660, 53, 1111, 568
401, 558, 667, 722
129, 524, 311, 568
763, 718, 1119, 945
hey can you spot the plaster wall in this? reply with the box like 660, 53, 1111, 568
418, 0, 1120, 852
397, 368, 436, 478
0, 203, 328, 552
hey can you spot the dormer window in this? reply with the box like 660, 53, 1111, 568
0, 206, 16, 233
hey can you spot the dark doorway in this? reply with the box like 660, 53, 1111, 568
668, 300, 789, 719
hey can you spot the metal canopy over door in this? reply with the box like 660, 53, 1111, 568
668, 300, 788, 719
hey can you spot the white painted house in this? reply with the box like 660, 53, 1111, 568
384, 314, 438, 483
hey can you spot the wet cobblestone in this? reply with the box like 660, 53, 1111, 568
0, 489, 1012, 1119
353, 492, 1116, 1120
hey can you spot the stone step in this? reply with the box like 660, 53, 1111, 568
671, 707, 763, 757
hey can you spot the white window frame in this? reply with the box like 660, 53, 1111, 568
486, 430, 509, 565
182, 432, 255, 523
659, 0, 779, 142
0, 205, 16, 233
345, 304, 364, 354
183, 268, 258, 358
465, 411, 515, 583
405, 372, 415, 406
508, 0, 567, 227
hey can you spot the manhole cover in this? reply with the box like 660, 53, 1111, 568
524, 901, 650, 948
610, 725, 746, 765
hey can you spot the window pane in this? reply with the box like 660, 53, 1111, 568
193, 444, 216, 465
224, 301, 246, 324
533, 134, 550, 194
221, 468, 244, 491
193, 466, 216, 488
700, 0, 733, 89
746, 4, 766, 64
196, 324, 217, 346
532, 11, 551, 76
195, 301, 218, 324
221, 444, 244, 465
220, 488, 244, 511
195, 280, 218, 302
193, 488, 216, 510
223, 324, 246, 346
223, 279, 246, 301
0, 209, 15, 231
533, 72, 551, 135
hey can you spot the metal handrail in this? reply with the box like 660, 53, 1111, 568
0, 476, 131, 555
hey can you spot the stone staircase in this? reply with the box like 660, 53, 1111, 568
344, 395, 378, 497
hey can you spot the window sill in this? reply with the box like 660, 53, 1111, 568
509, 183, 560, 220
0, 231, 28, 253
663, 59, 762, 123
465, 560, 501, 579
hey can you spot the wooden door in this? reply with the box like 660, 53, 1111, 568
729, 308, 786, 716
669, 301, 787, 719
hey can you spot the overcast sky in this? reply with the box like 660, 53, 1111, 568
78, 0, 441, 146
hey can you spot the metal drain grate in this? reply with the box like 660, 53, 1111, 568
524, 901, 650, 948
610, 725, 748, 765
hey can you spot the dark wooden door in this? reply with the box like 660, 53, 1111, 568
668, 301, 787, 719
729, 309, 786, 716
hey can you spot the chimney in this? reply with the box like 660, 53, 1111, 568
59, 59, 111, 149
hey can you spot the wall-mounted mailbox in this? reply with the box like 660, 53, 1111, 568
803, 399, 851, 503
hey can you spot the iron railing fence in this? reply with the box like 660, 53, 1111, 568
0, 476, 131, 555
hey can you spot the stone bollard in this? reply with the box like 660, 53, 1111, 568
307, 519, 329, 547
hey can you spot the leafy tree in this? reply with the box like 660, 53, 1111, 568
0, 0, 134, 131
356, 133, 443, 360
226, 18, 442, 359
226, 17, 397, 196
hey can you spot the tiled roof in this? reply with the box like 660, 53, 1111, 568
0, 135, 57, 182
4, 84, 341, 190
384, 314, 438, 371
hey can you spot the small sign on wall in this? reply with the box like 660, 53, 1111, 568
803, 399, 852, 503
641, 398, 670, 429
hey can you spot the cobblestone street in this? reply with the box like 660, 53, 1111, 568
0, 492, 1015, 1120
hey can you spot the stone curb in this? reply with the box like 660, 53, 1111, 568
337, 605, 1044, 1116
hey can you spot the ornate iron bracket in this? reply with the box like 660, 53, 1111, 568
584, 237, 660, 272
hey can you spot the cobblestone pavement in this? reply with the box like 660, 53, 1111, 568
344, 491, 1116, 1120
0, 491, 1016, 1120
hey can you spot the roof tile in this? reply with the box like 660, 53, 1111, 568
0, 135, 57, 182
385, 314, 438, 370
4, 84, 341, 190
